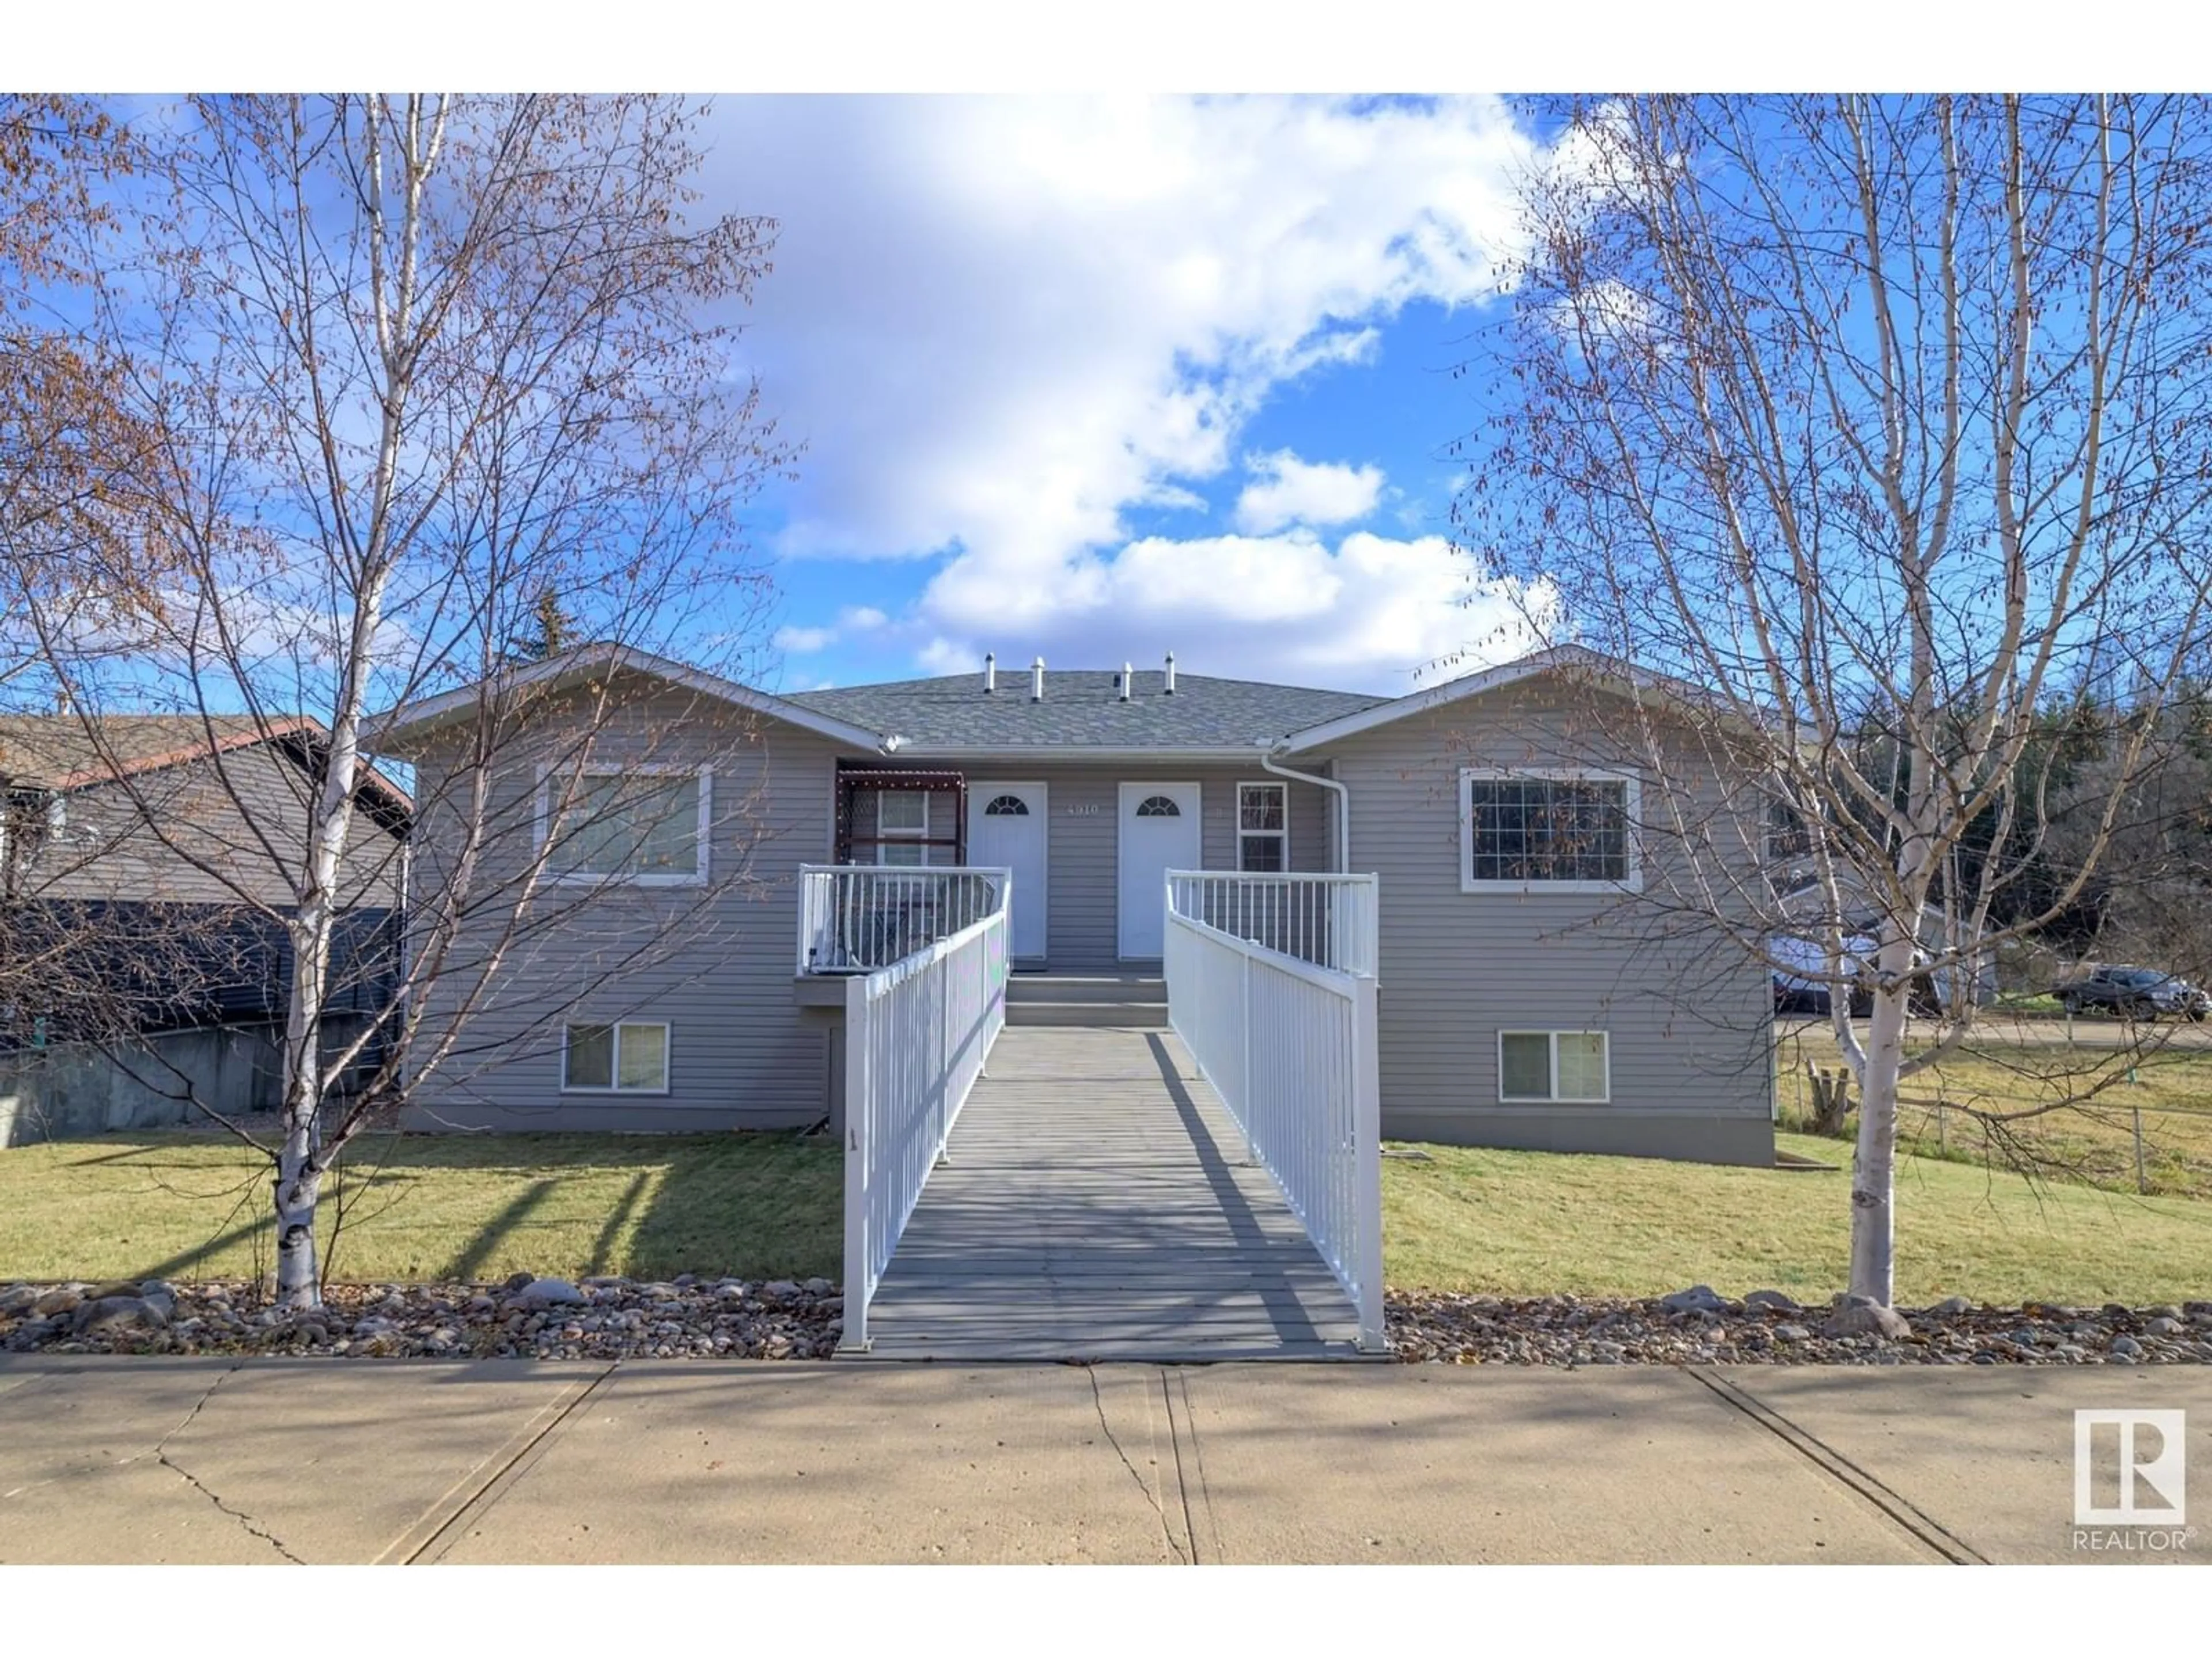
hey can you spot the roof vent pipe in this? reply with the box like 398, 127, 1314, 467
1164, 652, 1176, 695
1031, 657, 1046, 702
984, 652, 996, 694
1120, 661, 1133, 701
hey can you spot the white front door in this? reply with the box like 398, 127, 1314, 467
1117, 782, 1201, 959
969, 781, 1048, 959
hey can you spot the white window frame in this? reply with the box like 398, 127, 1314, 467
536, 763, 713, 888
1496, 1029, 1611, 1104
873, 789, 934, 868
1459, 766, 1641, 895
1235, 780, 1289, 874
559, 1020, 673, 1094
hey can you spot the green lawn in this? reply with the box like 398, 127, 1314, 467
7, 1122, 2209, 1308
0, 1132, 841, 1286
1384, 1131, 2212, 1306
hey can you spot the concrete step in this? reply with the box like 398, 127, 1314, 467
1006, 1000, 1171, 1029
1006, 975, 1166, 1005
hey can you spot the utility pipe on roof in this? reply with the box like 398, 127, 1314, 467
1258, 745, 1349, 874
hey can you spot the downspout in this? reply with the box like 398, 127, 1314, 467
1259, 745, 1348, 873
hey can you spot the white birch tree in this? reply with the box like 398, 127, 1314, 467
14, 96, 786, 1307
1461, 96, 2212, 1310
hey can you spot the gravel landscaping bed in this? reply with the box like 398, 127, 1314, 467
7, 1275, 2210, 1364
0, 1273, 843, 1360
1387, 1287, 2212, 1366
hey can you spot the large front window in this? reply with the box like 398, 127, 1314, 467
1460, 769, 1637, 892
546, 770, 706, 884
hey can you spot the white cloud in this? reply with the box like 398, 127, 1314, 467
700, 96, 1543, 688
916, 529, 1555, 694
773, 624, 837, 653
1233, 450, 1385, 535
836, 605, 888, 631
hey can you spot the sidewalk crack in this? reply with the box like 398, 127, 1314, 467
157, 1449, 304, 1565
139, 1359, 304, 1563
1087, 1366, 1188, 1565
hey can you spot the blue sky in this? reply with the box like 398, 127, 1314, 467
692, 96, 1554, 696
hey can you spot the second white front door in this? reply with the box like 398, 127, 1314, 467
968, 781, 1048, 959
1117, 781, 1201, 959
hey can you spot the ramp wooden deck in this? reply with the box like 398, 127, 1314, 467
851, 1025, 1367, 1362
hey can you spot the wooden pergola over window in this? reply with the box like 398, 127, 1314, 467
834, 766, 967, 865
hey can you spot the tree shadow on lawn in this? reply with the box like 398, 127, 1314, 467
56, 1130, 841, 1287
309, 1131, 843, 1286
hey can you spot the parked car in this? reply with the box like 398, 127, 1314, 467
2058, 965, 2212, 1021
1770, 932, 1874, 1018
1770, 931, 1971, 1019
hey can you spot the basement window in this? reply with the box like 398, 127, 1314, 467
1498, 1030, 1610, 1104
562, 1021, 671, 1093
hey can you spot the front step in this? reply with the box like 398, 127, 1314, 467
1007, 999, 1169, 1029
1007, 975, 1164, 1003
1006, 974, 1169, 1028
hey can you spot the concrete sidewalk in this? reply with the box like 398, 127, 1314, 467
1, 1355, 2204, 1565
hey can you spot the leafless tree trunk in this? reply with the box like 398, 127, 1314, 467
1462, 96, 2212, 1308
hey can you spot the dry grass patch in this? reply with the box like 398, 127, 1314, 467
1383, 1131, 2212, 1307
1777, 1025, 2212, 1200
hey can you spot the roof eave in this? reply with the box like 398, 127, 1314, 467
366, 643, 893, 756
1277, 644, 1773, 753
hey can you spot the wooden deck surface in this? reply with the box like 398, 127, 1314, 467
852, 1025, 1366, 1362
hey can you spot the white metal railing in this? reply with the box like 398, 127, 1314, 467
842, 872, 1011, 1351
800, 864, 1011, 974
1164, 870, 1378, 976
1162, 871, 1384, 1351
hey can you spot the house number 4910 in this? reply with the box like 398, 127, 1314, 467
1065, 804, 1101, 816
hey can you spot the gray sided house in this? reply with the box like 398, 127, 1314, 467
0, 715, 411, 1142
374, 645, 1776, 1165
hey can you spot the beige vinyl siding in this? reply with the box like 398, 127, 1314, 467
399, 676, 849, 1132
1310, 681, 1774, 1165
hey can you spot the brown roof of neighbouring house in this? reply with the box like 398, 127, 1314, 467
0, 714, 414, 823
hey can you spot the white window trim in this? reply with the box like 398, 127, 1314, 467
874, 788, 932, 866
1235, 779, 1289, 873
560, 1020, 673, 1095
1497, 1029, 1612, 1104
1459, 766, 1642, 896
535, 763, 713, 889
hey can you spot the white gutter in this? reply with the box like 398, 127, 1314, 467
1259, 745, 1349, 873
885, 745, 1266, 763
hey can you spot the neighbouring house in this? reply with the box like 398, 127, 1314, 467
0, 715, 411, 1143
372, 642, 1777, 1165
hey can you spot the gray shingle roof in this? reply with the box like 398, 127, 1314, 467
786, 669, 1389, 751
